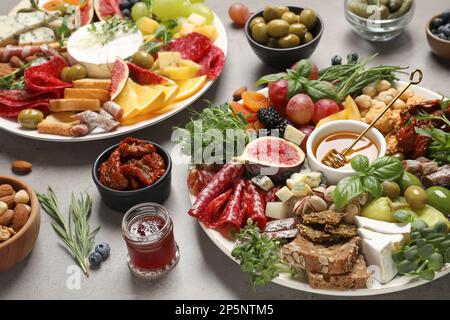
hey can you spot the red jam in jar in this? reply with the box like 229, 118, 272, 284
122, 203, 179, 279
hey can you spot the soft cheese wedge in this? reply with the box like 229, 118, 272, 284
354, 216, 411, 235
360, 237, 398, 284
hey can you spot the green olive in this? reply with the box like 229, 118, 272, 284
299, 8, 317, 30
288, 23, 307, 38
266, 37, 279, 48
267, 19, 290, 38
263, 5, 281, 21
251, 22, 269, 44
278, 34, 300, 48
382, 181, 401, 200
303, 32, 314, 43
399, 172, 423, 193
18, 109, 44, 130
405, 185, 428, 210
67, 64, 87, 82
392, 152, 405, 161
132, 51, 154, 69
250, 17, 265, 28
60, 66, 70, 82
281, 11, 298, 24
277, 6, 290, 16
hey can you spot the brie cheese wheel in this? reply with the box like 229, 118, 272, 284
67, 21, 144, 78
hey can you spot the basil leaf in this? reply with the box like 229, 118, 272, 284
301, 79, 339, 102
351, 155, 369, 173
362, 176, 382, 198
255, 73, 286, 86
332, 176, 364, 209
369, 156, 404, 181
293, 59, 313, 78
287, 80, 302, 99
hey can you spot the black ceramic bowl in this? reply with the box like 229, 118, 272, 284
92, 141, 172, 213
245, 6, 324, 70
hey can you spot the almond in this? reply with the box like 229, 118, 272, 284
0, 195, 15, 208
0, 209, 14, 226
0, 184, 15, 198
12, 204, 29, 232
11, 160, 32, 173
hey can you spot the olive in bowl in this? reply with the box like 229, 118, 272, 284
426, 10, 450, 60
245, 6, 324, 69
92, 138, 172, 212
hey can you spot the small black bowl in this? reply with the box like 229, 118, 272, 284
245, 6, 324, 70
92, 141, 172, 213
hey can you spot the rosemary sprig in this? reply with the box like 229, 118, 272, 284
38, 188, 100, 276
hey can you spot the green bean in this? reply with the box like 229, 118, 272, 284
389, 0, 412, 18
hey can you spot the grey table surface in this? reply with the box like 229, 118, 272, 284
1, 0, 450, 300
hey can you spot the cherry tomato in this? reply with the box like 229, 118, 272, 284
268, 79, 288, 116
286, 93, 314, 125
228, 3, 250, 26
297, 125, 315, 153
312, 98, 340, 124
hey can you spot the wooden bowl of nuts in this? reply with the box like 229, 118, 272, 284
0, 176, 40, 272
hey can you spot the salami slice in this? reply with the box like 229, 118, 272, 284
187, 168, 215, 196
188, 162, 244, 220
244, 180, 267, 230
214, 178, 245, 230
0, 101, 50, 117
198, 46, 225, 80
25, 56, 71, 93
167, 32, 212, 62
203, 189, 233, 228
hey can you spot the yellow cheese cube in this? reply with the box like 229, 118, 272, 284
158, 52, 182, 69
187, 13, 206, 26
193, 25, 218, 41
180, 22, 196, 37
159, 62, 201, 81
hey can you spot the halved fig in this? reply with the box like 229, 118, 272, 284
110, 58, 129, 100
94, 0, 122, 20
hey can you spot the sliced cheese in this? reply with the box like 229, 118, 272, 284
251, 176, 274, 192
158, 52, 182, 69
265, 201, 295, 220
284, 125, 305, 146
361, 237, 398, 284
291, 182, 313, 197
19, 27, 55, 45
0, 11, 48, 46
354, 216, 411, 235
276, 186, 294, 203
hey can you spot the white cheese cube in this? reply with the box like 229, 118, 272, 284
291, 182, 312, 197
361, 237, 398, 284
354, 216, 411, 235
158, 52, 182, 69
304, 172, 322, 188
251, 175, 274, 192
265, 201, 295, 220
276, 186, 295, 202
284, 125, 305, 145
180, 22, 196, 36
188, 13, 206, 26
19, 27, 56, 45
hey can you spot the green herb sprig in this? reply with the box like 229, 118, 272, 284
38, 188, 100, 276
142, 19, 178, 54
0, 61, 33, 90
332, 155, 404, 209
231, 219, 297, 288
88, 16, 137, 45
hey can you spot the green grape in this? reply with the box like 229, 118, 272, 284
153, 0, 190, 21
190, 0, 204, 3
131, 2, 150, 21
188, 3, 214, 24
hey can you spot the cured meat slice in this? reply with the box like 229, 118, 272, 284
188, 162, 244, 220
203, 189, 233, 228
187, 168, 215, 196
0, 101, 50, 117
198, 45, 225, 80
214, 178, 245, 230
72, 110, 119, 132
25, 56, 71, 92
244, 180, 267, 230
166, 32, 212, 62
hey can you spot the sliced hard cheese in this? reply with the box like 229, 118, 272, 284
361, 237, 398, 284
19, 27, 55, 45
0, 12, 48, 46
276, 186, 295, 202
290, 182, 312, 197
265, 201, 295, 220
64, 88, 110, 101
174, 75, 207, 102
158, 52, 182, 69
354, 216, 411, 235
73, 79, 111, 91
251, 176, 274, 192
304, 172, 322, 188
49, 99, 101, 112
284, 125, 305, 146
180, 22, 197, 36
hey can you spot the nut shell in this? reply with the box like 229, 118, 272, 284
0, 184, 15, 198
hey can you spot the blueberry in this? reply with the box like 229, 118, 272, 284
119, 0, 131, 9
130, 0, 139, 5
95, 242, 111, 260
331, 55, 342, 65
431, 29, 437, 35
89, 252, 102, 268
438, 33, 447, 40
438, 25, 446, 33
347, 52, 359, 63
122, 8, 131, 18
442, 9, 450, 23
443, 24, 450, 36
431, 17, 444, 30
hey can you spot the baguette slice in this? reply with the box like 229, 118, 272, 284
73, 79, 111, 91
37, 112, 80, 137
49, 99, 101, 112
64, 88, 110, 101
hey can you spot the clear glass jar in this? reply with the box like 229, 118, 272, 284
344, 0, 415, 42
122, 203, 179, 279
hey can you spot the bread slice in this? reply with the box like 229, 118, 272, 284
73, 79, 111, 91
282, 235, 360, 275
49, 99, 101, 112
307, 255, 369, 290
37, 112, 80, 136
64, 88, 110, 102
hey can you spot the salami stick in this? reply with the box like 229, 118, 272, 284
188, 162, 244, 219
214, 178, 245, 230
244, 181, 267, 230
203, 189, 233, 228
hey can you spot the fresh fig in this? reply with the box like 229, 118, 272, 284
236, 136, 305, 178
94, 0, 122, 21
110, 58, 129, 100
76, 0, 95, 26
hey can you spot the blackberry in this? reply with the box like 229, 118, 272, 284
272, 119, 293, 137
257, 107, 282, 129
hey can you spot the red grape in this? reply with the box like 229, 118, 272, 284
228, 3, 250, 26
268, 79, 288, 116
297, 125, 315, 153
286, 94, 314, 125
312, 99, 340, 124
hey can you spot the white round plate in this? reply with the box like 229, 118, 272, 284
189, 82, 450, 296
2, 2, 228, 142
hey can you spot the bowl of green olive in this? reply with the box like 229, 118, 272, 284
345, 0, 415, 42
245, 5, 323, 69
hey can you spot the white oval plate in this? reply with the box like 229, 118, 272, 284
2, 2, 228, 142
189, 82, 450, 296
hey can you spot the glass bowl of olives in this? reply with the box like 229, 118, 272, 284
344, 0, 415, 42
245, 5, 324, 69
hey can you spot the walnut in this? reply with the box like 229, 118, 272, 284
0, 227, 11, 242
